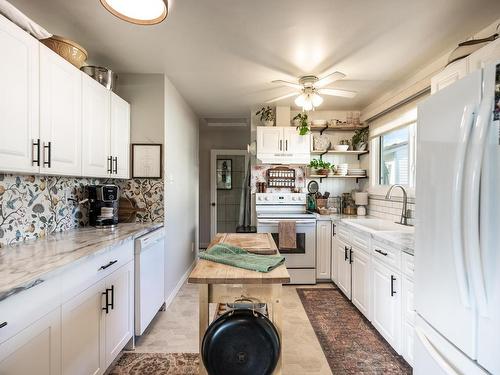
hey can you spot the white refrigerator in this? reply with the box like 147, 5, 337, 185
415, 61, 500, 375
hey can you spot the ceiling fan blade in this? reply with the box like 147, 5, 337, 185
318, 88, 357, 98
314, 71, 346, 88
265, 92, 299, 103
271, 80, 303, 90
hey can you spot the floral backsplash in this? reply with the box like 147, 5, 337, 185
0, 174, 164, 247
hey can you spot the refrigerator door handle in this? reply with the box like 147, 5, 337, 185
463, 94, 494, 316
415, 326, 460, 375
451, 105, 475, 308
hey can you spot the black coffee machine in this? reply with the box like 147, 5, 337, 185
87, 184, 119, 228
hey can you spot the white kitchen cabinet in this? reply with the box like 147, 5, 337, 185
331, 228, 338, 283
110, 93, 131, 179
335, 237, 352, 299
256, 127, 283, 154
82, 74, 111, 178
104, 261, 134, 367
0, 308, 61, 375
351, 247, 370, 319
371, 258, 402, 353
430, 59, 468, 94
40, 45, 82, 176
61, 280, 106, 375
402, 276, 415, 366
0, 15, 40, 174
256, 126, 310, 164
316, 220, 332, 280
283, 127, 310, 154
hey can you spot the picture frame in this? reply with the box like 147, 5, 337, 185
131, 144, 162, 178
216, 159, 232, 190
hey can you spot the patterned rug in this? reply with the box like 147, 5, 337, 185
109, 352, 199, 375
297, 287, 412, 375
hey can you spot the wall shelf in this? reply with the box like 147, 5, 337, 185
309, 174, 368, 183
311, 150, 369, 160
310, 125, 368, 135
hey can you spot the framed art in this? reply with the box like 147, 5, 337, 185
132, 144, 162, 178
216, 159, 232, 190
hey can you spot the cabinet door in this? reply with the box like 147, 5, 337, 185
283, 127, 310, 154
316, 221, 332, 279
430, 59, 468, 94
0, 308, 61, 375
82, 74, 111, 178
40, 45, 82, 176
351, 248, 370, 319
256, 127, 283, 154
331, 232, 338, 283
110, 93, 130, 179
0, 15, 39, 174
371, 259, 401, 353
61, 280, 106, 375
104, 261, 134, 367
402, 321, 415, 367
335, 238, 351, 299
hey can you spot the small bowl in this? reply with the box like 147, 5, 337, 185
41, 35, 88, 68
333, 145, 349, 152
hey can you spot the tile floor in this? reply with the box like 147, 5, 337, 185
133, 282, 334, 375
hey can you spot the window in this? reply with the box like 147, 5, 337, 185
379, 126, 410, 185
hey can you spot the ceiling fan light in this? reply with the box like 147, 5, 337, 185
295, 94, 306, 107
311, 93, 323, 107
100, 0, 168, 25
303, 99, 313, 111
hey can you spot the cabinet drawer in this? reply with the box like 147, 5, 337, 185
351, 232, 369, 253
402, 253, 414, 279
61, 240, 134, 303
336, 224, 350, 243
371, 240, 401, 270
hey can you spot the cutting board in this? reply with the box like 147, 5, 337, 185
210, 233, 278, 255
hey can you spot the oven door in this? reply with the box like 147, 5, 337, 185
256, 219, 316, 268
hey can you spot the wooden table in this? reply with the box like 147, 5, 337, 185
188, 233, 290, 375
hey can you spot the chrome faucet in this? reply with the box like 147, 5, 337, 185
385, 184, 412, 226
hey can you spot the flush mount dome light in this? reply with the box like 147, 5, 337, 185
100, 0, 168, 25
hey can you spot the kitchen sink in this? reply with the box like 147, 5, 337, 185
342, 218, 414, 233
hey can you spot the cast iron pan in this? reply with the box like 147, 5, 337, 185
201, 308, 281, 375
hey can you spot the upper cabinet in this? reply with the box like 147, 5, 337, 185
256, 126, 310, 164
40, 45, 82, 176
0, 15, 40, 174
110, 94, 131, 179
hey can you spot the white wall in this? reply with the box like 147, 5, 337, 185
164, 76, 199, 304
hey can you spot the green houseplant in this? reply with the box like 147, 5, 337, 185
309, 158, 334, 176
293, 113, 310, 135
256, 106, 275, 126
351, 127, 369, 151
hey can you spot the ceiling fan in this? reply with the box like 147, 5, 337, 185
266, 71, 357, 111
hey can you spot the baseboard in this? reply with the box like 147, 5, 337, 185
164, 260, 196, 310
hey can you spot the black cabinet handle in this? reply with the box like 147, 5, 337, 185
107, 156, 112, 174
112, 157, 118, 174
332, 224, 336, 237
344, 246, 349, 261
32, 139, 40, 166
375, 249, 388, 256
0, 322, 7, 329
349, 247, 353, 264
279, 140, 283, 151
285, 140, 288, 151
102, 287, 113, 314
110, 285, 115, 310
391, 275, 396, 296
99, 260, 118, 271
43, 142, 51, 168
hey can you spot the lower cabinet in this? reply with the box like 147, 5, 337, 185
335, 237, 352, 299
316, 221, 332, 280
351, 248, 370, 319
371, 259, 402, 353
0, 309, 61, 375
401, 271, 415, 366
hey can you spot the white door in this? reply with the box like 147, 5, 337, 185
315, 221, 331, 280
371, 259, 401, 352
256, 127, 283, 154
430, 58, 468, 94
0, 15, 39, 174
61, 280, 106, 375
416, 71, 482, 358
335, 238, 351, 299
39, 45, 82, 176
0, 309, 61, 375
104, 261, 134, 367
283, 127, 310, 154
110, 93, 130, 179
82, 74, 111, 178
351, 248, 370, 319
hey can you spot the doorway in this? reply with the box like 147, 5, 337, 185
210, 150, 249, 238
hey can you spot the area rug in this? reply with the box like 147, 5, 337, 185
109, 352, 199, 375
297, 288, 412, 375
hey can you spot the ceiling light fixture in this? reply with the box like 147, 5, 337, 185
100, 0, 168, 25
294, 89, 323, 112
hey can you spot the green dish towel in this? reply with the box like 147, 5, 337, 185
199, 243, 285, 273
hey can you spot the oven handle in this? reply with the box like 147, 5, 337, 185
257, 220, 317, 225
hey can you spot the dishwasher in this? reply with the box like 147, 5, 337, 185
135, 227, 165, 336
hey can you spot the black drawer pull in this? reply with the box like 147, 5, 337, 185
99, 260, 118, 271
375, 249, 388, 256
391, 275, 396, 296
0, 322, 7, 329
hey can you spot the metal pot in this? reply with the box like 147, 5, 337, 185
80, 65, 117, 91
202, 308, 280, 375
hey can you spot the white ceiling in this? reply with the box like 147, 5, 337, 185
10, 0, 500, 118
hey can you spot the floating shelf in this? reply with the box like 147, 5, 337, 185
310, 125, 368, 135
311, 150, 369, 160
309, 174, 369, 183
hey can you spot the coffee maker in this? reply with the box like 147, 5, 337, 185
87, 184, 119, 228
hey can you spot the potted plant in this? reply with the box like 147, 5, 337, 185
308, 158, 321, 175
293, 113, 309, 135
256, 106, 275, 126
351, 127, 369, 151
309, 158, 333, 176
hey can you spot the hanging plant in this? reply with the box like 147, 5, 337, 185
293, 113, 309, 135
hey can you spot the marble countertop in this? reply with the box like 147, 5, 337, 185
314, 213, 415, 255
0, 223, 163, 301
